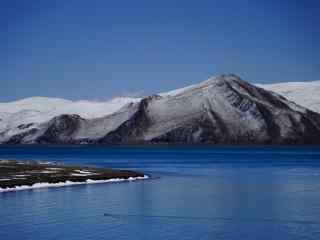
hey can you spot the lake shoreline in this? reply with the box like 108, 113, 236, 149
0, 160, 147, 192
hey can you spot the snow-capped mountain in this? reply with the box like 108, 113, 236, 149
0, 97, 140, 142
257, 81, 320, 113
1, 74, 320, 144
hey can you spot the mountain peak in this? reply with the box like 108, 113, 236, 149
206, 74, 243, 83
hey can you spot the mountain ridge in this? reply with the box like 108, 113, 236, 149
1, 74, 320, 145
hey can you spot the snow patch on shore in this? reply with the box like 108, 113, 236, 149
74, 170, 94, 174
70, 173, 98, 176
70, 169, 99, 176
0, 175, 149, 193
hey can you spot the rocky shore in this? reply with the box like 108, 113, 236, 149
0, 160, 147, 191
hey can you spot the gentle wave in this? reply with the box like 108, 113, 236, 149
0, 175, 149, 193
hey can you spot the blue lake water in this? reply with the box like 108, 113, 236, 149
1, 146, 320, 240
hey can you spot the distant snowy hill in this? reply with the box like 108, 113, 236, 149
0, 96, 140, 141
257, 81, 320, 113
0, 96, 140, 118
1, 74, 320, 145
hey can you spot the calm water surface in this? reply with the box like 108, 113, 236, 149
0, 146, 320, 240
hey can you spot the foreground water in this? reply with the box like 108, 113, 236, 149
0, 146, 320, 240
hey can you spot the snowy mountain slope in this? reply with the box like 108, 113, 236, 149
100, 74, 320, 144
0, 97, 72, 114
256, 81, 320, 113
1, 74, 320, 145
33, 103, 140, 144
0, 96, 140, 118
159, 83, 198, 97
0, 97, 140, 143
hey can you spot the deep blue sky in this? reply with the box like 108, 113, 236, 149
2, 0, 319, 101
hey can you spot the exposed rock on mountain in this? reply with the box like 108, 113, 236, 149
1, 74, 320, 144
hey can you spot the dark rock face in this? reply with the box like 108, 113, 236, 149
99, 96, 153, 143
6, 128, 39, 144
17, 123, 34, 130
36, 114, 83, 144
2, 74, 320, 145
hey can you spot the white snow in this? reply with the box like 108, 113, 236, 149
0, 96, 141, 142
0, 175, 149, 192
70, 173, 97, 176
160, 78, 320, 114
38, 171, 59, 174
159, 83, 199, 97
257, 81, 320, 113
73, 103, 140, 140
0, 96, 140, 122
0, 97, 141, 118
74, 170, 94, 174
70, 170, 99, 176
0, 97, 72, 114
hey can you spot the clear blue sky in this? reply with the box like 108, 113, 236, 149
2, 0, 319, 101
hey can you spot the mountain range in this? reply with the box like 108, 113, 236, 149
1, 74, 320, 145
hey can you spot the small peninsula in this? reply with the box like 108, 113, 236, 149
0, 160, 147, 192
